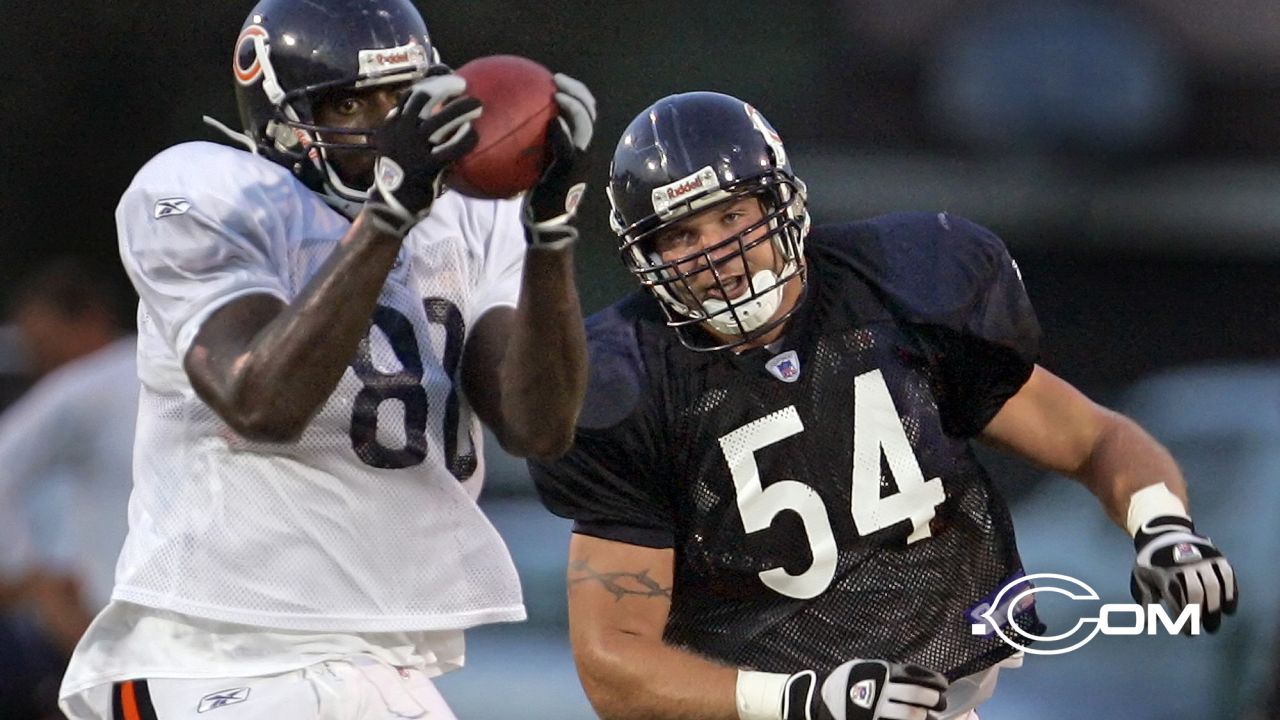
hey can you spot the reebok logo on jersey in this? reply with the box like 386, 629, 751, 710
765, 350, 801, 383
849, 679, 877, 709
197, 687, 250, 713
154, 198, 191, 219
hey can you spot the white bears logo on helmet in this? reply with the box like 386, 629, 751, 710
746, 104, 787, 168
233, 25, 268, 86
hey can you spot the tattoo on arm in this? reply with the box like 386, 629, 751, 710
569, 558, 672, 601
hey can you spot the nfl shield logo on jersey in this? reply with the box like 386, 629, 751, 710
765, 350, 801, 383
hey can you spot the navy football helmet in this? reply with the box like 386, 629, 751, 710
608, 92, 810, 351
231, 0, 437, 211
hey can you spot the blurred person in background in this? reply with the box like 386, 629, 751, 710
0, 325, 32, 411
9, 259, 125, 380
530, 92, 1238, 720
57, 0, 593, 718
0, 258, 135, 719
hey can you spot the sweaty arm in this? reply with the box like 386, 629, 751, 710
183, 76, 487, 442
459, 74, 594, 460
566, 535, 947, 720
981, 364, 1238, 632
462, 244, 587, 459
979, 365, 1188, 529
185, 211, 404, 442
568, 533, 740, 720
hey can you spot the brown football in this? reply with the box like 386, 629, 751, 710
447, 55, 557, 199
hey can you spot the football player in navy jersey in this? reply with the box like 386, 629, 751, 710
529, 92, 1237, 720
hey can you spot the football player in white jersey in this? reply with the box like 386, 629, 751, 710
58, 0, 593, 718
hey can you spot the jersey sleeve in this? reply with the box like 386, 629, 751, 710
466, 196, 526, 328
864, 212, 1041, 436
117, 144, 292, 359
527, 307, 676, 548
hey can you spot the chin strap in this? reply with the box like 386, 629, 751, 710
202, 115, 369, 222
318, 192, 366, 221
202, 115, 258, 153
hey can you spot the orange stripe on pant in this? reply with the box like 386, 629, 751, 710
120, 680, 142, 720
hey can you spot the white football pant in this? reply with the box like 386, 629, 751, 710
68, 656, 456, 720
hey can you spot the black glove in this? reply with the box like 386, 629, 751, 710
367, 73, 481, 236
784, 660, 948, 720
1131, 515, 1238, 632
523, 73, 596, 248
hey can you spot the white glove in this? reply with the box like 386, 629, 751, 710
784, 660, 948, 720
1131, 515, 1238, 632
522, 73, 596, 246
367, 74, 481, 236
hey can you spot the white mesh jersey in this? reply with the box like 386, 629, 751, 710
113, 141, 526, 632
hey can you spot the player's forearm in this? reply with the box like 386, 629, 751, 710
576, 630, 740, 720
494, 244, 586, 458
1073, 411, 1188, 530
192, 213, 402, 441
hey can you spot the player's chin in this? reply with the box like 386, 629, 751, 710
329, 152, 376, 190
348, 165, 376, 191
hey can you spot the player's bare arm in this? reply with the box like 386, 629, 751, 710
463, 252, 586, 459
186, 77, 480, 442
566, 534, 948, 720
981, 364, 1238, 631
184, 214, 405, 442
462, 75, 595, 459
978, 364, 1187, 527
567, 533, 741, 720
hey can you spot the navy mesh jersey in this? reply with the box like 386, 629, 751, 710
530, 212, 1044, 680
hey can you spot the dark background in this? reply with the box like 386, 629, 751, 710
2, 0, 1278, 402
1, 2, 1278, 718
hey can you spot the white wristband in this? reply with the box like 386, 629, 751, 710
736, 669, 791, 720
1125, 483, 1190, 537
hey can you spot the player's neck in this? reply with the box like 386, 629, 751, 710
730, 322, 788, 354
